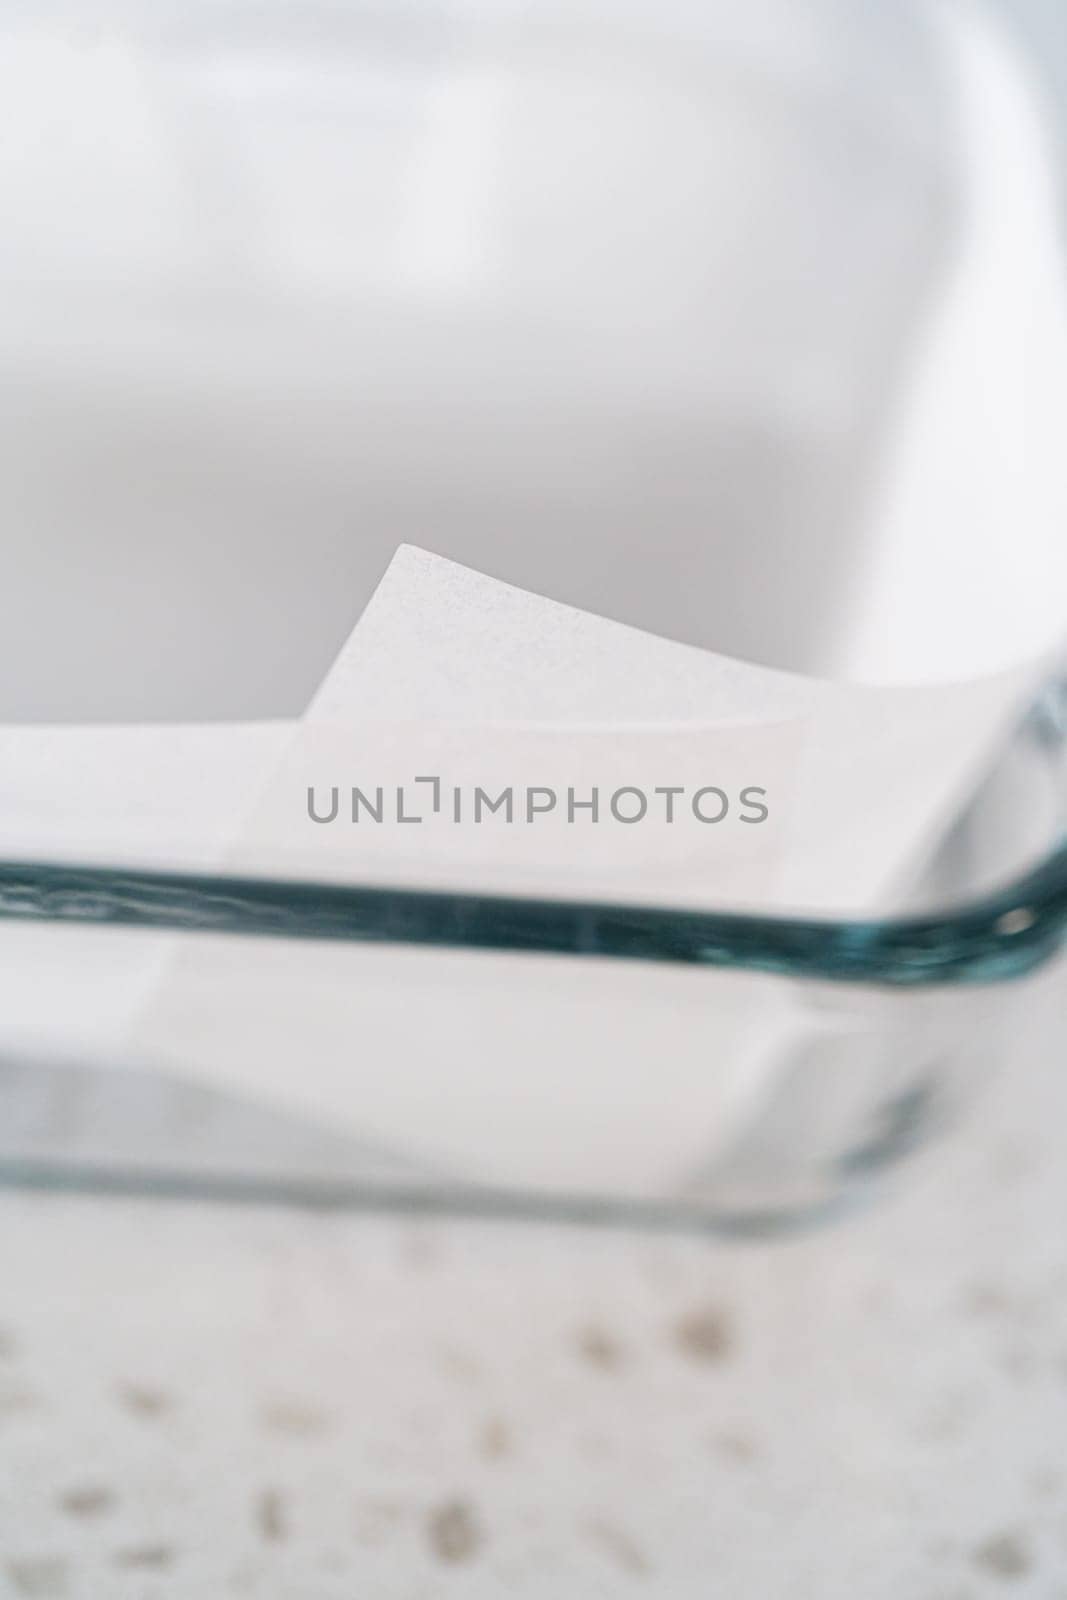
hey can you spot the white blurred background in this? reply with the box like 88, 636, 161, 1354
1, 0, 1064, 721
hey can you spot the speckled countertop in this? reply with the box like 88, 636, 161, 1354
0, 963, 1065, 1599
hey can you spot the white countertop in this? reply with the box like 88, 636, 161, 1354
0, 962, 1064, 1599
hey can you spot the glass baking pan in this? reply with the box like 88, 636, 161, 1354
0, 670, 1063, 1237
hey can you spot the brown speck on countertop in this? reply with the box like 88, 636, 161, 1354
673, 1305, 734, 1365
255, 1488, 287, 1543
0, 1384, 41, 1419
714, 1429, 760, 1465
585, 1517, 651, 1576
113, 1544, 174, 1571
426, 1498, 483, 1564
58, 1484, 116, 1519
479, 1415, 513, 1461
7, 1559, 68, 1597
962, 1282, 1012, 1318
971, 1531, 1033, 1581
259, 1398, 331, 1437
577, 1324, 626, 1371
115, 1383, 172, 1420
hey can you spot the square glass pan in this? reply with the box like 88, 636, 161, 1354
0, 674, 1064, 1237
